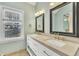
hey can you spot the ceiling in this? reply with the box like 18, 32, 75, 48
27, 2, 36, 6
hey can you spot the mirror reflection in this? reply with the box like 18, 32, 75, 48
36, 14, 44, 32
37, 15, 43, 31
3, 8, 22, 38
52, 3, 73, 33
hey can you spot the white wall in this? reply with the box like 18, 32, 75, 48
35, 2, 50, 34
0, 2, 35, 54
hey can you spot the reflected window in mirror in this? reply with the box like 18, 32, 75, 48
35, 14, 44, 32
50, 2, 76, 36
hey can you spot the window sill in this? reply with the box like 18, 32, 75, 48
0, 37, 24, 44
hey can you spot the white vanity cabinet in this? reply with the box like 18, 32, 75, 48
27, 35, 60, 56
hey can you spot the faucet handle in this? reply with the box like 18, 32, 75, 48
59, 36, 65, 40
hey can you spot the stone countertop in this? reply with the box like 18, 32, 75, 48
29, 34, 79, 56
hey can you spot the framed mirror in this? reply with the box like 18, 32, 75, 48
35, 14, 44, 32
50, 2, 76, 36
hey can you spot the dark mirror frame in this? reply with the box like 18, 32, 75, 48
35, 14, 44, 32
76, 2, 79, 37
50, 2, 77, 37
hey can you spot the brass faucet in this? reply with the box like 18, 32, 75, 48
53, 33, 59, 39
53, 33, 64, 40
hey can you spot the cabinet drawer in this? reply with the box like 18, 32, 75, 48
28, 41, 47, 56
27, 36, 60, 56
31, 39, 60, 56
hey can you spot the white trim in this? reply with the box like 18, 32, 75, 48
0, 37, 25, 45
0, 5, 25, 44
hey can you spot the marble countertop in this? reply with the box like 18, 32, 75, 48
29, 34, 79, 56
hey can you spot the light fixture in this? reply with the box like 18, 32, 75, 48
35, 10, 45, 16
64, 19, 68, 21
50, 2, 54, 6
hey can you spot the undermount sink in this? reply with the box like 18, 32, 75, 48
47, 39, 66, 47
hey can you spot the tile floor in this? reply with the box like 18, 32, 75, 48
5, 50, 30, 56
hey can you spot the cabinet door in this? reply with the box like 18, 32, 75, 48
27, 36, 47, 56
41, 46, 60, 56
29, 42, 47, 56
29, 37, 60, 56
33, 39, 60, 56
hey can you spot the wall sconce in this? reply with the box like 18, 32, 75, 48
29, 24, 32, 27
35, 10, 45, 16
50, 2, 54, 6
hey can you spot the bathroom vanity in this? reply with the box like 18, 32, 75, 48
32, 2, 79, 56
27, 33, 79, 56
